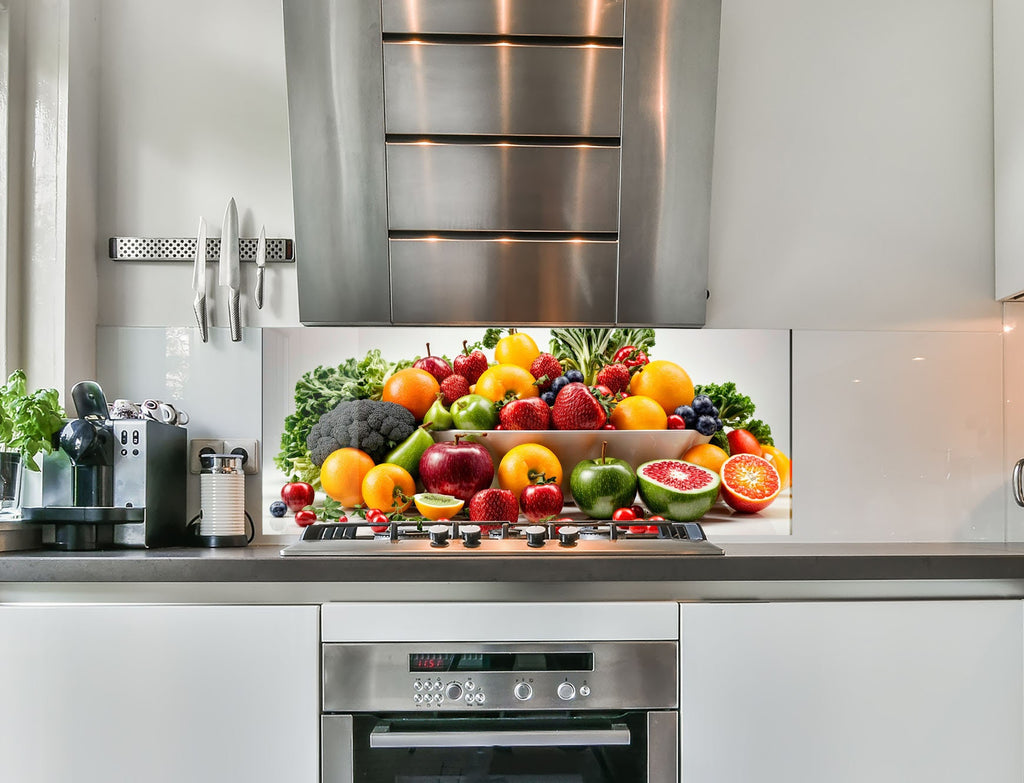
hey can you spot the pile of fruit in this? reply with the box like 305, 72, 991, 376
272, 328, 791, 529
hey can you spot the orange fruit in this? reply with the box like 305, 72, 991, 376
361, 463, 416, 513
628, 360, 695, 415
382, 367, 441, 421
494, 332, 541, 370
609, 395, 668, 430
720, 453, 780, 513
474, 363, 540, 403
759, 444, 791, 489
320, 447, 375, 507
497, 443, 563, 501
682, 443, 730, 475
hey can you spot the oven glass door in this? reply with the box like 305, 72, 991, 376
324, 711, 676, 783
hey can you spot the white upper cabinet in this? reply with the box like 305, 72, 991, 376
995, 0, 1024, 300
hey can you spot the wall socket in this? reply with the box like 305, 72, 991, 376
188, 438, 260, 475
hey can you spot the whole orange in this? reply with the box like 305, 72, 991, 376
628, 360, 695, 415
320, 447, 375, 507
609, 395, 668, 430
382, 367, 441, 421
759, 444, 792, 489
497, 443, 563, 501
361, 463, 416, 513
494, 332, 541, 370
474, 363, 540, 403
682, 442, 730, 475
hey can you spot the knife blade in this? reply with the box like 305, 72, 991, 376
192, 217, 209, 342
254, 224, 266, 310
219, 197, 241, 342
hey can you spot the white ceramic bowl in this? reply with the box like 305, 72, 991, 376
430, 429, 713, 480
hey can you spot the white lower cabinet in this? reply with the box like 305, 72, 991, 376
0, 604, 319, 783
679, 600, 1023, 783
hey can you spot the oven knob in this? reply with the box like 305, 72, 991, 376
557, 682, 576, 701
557, 525, 580, 546
579, 685, 591, 697
474, 692, 485, 705
524, 525, 547, 548
445, 682, 464, 701
513, 682, 533, 701
465, 680, 475, 691
428, 524, 450, 547
413, 694, 422, 705
413, 680, 423, 691
461, 524, 482, 548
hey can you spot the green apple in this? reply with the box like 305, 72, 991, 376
450, 393, 499, 430
569, 449, 638, 519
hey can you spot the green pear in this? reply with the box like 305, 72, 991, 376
385, 424, 435, 477
423, 395, 453, 431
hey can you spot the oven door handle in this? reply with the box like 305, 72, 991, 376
369, 722, 631, 748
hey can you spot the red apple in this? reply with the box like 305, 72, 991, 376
281, 481, 315, 512
520, 481, 564, 522
414, 342, 453, 383
418, 437, 495, 502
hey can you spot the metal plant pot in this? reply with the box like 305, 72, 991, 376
0, 451, 23, 516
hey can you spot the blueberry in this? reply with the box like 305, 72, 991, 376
715, 417, 724, 431
551, 376, 570, 394
541, 390, 556, 406
270, 500, 288, 518
692, 395, 715, 415
695, 415, 718, 436
675, 405, 696, 427
565, 369, 584, 384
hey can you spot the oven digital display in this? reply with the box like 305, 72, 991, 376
409, 652, 594, 673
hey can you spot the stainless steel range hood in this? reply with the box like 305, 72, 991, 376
283, 0, 721, 327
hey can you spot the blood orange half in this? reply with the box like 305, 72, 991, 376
720, 453, 781, 513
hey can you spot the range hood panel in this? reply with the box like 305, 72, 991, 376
381, 0, 626, 37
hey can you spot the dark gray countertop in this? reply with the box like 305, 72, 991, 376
3, 542, 1024, 583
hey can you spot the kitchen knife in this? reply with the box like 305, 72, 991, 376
254, 224, 266, 310
192, 216, 209, 342
219, 197, 241, 342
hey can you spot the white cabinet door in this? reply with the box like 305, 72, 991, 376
0, 604, 319, 783
680, 601, 1023, 783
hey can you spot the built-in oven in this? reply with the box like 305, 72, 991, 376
320, 603, 680, 783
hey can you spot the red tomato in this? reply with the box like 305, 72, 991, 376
726, 428, 763, 457
294, 509, 317, 527
612, 507, 637, 522
628, 525, 647, 534
366, 508, 389, 533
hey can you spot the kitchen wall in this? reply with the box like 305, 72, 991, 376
85, 0, 1011, 542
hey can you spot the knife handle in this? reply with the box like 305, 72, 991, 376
228, 289, 241, 342
255, 267, 265, 310
193, 294, 209, 343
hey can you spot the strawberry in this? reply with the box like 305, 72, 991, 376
529, 352, 563, 391
468, 488, 519, 531
596, 363, 631, 394
454, 340, 488, 384
440, 374, 471, 407
551, 383, 608, 430
520, 477, 564, 523
499, 397, 551, 431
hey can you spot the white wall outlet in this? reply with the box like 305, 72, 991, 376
189, 439, 224, 474
223, 438, 260, 475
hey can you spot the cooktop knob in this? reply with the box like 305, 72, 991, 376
557, 681, 576, 701
514, 682, 533, 701
557, 525, 580, 547
524, 525, 547, 548
461, 524, 482, 548
428, 524, 450, 547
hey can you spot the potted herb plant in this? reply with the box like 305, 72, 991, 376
0, 370, 65, 515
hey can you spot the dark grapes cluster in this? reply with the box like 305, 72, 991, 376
540, 369, 585, 406
674, 395, 724, 436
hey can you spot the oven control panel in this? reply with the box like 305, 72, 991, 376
409, 674, 592, 708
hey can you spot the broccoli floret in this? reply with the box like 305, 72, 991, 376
307, 399, 417, 465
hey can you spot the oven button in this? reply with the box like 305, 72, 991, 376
465, 680, 475, 691
413, 694, 422, 705
557, 682, 576, 701
434, 693, 443, 704
413, 680, 423, 691
445, 682, 464, 701
465, 694, 473, 705
474, 692, 486, 705
579, 685, 591, 697
513, 682, 533, 701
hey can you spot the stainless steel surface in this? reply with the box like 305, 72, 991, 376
390, 238, 617, 324
199, 453, 244, 475
219, 198, 241, 342
368, 723, 630, 748
322, 641, 678, 712
283, 535, 722, 557
383, 42, 623, 137
322, 715, 354, 783
0, 522, 42, 553
284, 0, 391, 325
109, 236, 293, 262
191, 217, 208, 342
647, 711, 679, 783
1014, 458, 1024, 507
254, 225, 266, 309
386, 142, 621, 231
382, 0, 625, 37
617, 0, 721, 326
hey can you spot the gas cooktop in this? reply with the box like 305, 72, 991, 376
280, 518, 723, 557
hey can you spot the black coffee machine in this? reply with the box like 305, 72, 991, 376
22, 381, 187, 550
